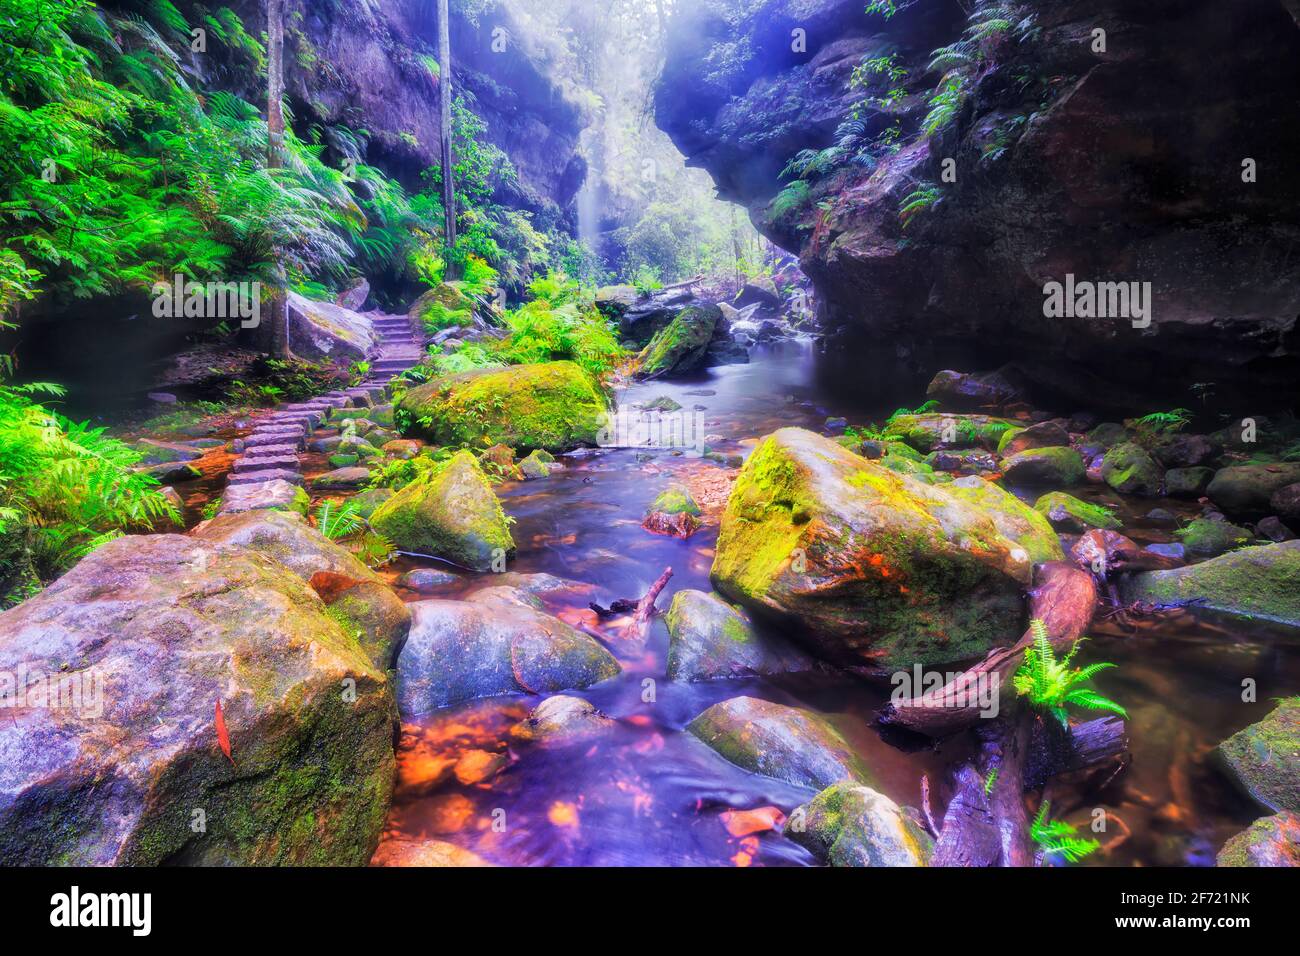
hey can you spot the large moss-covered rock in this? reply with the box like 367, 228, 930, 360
286, 291, 375, 363
398, 360, 605, 453
634, 305, 721, 379
884, 413, 1015, 453
396, 587, 620, 715
1176, 517, 1255, 559
1033, 492, 1121, 532
1121, 541, 1300, 626
687, 696, 872, 791
1216, 697, 1300, 814
996, 420, 1069, 456
1165, 466, 1215, 498
1100, 441, 1164, 496
197, 510, 410, 670
0, 535, 395, 865
1216, 812, 1300, 867
711, 428, 1032, 670
785, 781, 932, 867
370, 451, 515, 571
665, 589, 817, 681
946, 476, 1064, 564
1001, 446, 1086, 487
1208, 463, 1300, 516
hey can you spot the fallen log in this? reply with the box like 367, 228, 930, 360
625, 566, 673, 642
1070, 529, 1182, 575
1025, 714, 1128, 789
880, 563, 1098, 738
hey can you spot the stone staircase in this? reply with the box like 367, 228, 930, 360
217, 313, 422, 515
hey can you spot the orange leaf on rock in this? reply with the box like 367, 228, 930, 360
215, 698, 234, 766
720, 806, 786, 837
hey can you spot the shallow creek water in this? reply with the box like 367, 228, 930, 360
369, 341, 1298, 867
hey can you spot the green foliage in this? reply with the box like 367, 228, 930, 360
1134, 408, 1192, 436
899, 183, 944, 228
769, 181, 813, 227
630, 264, 663, 295
226, 357, 347, 406
1013, 619, 1127, 728
1031, 800, 1099, 864
314, 499, 363, 540
352, 531, 395, 568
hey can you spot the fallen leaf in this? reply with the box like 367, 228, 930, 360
215, 698, 234, 766
720, 806, 786, 837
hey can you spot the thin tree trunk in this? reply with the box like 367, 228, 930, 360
265, 0, 289, 356
438, 0, 457, 280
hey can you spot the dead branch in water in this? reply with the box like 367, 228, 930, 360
880, 563, 1098, 738
589, 567, 674, 641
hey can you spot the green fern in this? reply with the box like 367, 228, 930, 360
1031, 800, 1100, 864
1013, 619, 1127, 727
314, 500, 363, 540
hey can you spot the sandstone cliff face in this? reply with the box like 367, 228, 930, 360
225, 0, 587, 215
656, 0, 1300, 410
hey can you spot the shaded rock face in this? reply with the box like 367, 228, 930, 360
0, 535, 395, 865
1215, 697, 1300, 815
656, 0, 1300, 409
711, 428, 1032, 671
396, 588, 620, 715
224, 0, 586, 210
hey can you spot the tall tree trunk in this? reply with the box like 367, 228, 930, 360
438, 0, 458, 280
265, 0, 289, 356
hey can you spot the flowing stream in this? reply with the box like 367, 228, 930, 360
364, 340, 1300, 867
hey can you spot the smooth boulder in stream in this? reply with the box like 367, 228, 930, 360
785, 781, 932, 867
710, 428, 1033, 670
665, 589, 817, 681
1215, 696, 1300, 814
0, 535, 395, 865
1121, 540, 1300, 627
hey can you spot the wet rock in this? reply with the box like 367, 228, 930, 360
1258, 516, 1297, 543
217, 479, 310, 517
349, 487, 394, 520
1100, 442, 1164, 496
382, 439, 422, 460
1145, 507, 1178, 525
1216, 812, 1300, 867
1001, 447, 1086, 487
370, 839, 494, 867
1271, 482, 1300, 521
1121, 541, 1300, 627
396, 588, 620, 715
884, 413, 1015, 453
310, 466, 372, 491
688, 696, 872, 791
1085, 423, 1130, 452
1151, 433, 1221, 469
1144, 542, 1185, 562
1175, 517, 1255, 559
475, 571, 590, 596
510, 694, 615, 744
1209, 464, 1300, 517
196, 509, 410, 670
665, 590, 818, 681
136, 438, 203, 464
1166, 466, 1215, 498
399, 361, 605, 453
519, 449, 552, 479
634, 305, 722, 379
824, 416, 848, 432
1216, 697, 1300, 814
287, 291, 375, 363
371, 451, 514, 571
0, 535, 395, 865
1033, 492, 1121, 532
643, 483, 701, 538
785, 781, 932, 867
996, 420, 1070, 456
734, 276, 781, 309
397, 568, 459, 592
711, 428, 1031, 670
637, 395, 682, 412
925, 368, 1024, 410
946, 476, 1064, 564
136, 461, 202, 484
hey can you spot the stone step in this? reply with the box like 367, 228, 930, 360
227, 468, 303, 486
238, 431, 306, 451
241, 443, 301, 460
233, 455, 299, 474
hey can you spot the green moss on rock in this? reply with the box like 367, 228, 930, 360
785, 781, 932, 866
1033, 492, 1121, 532
1101, 441, 1164, 496
1121, 540, 1300, 627
1216, 697, 1300, 814
946, 476, 1064, 564
634, 305, 721, 379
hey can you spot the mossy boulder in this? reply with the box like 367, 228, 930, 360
370, 451, 515, 571
349, 488, 394, 520
1121, 540, 1300, 627
1100, 441, 1164, 496
1175, 517, 1255, 559
519, 449, 552, 479
196, 509, 411, 670
665, 589, 818, 681
884, 413, 1016, 453
0, 535, 394, 865
510, 694, 615, 745
396, 588, 620, 715
1033, 492, 1121, 532
687, 696, 873, 791
398, 360, 605, 453
711, 429, 1032, 670
408, 282, 475, 326
310, 466, 372, 491
1216, 812, 1300, 867
1166, 466, 1215, 497
217, 479, 310, 517
644, 483, 702, 537
785, 781, 932, 866
1208, 463, 1300, 516
996, 420, 1069, 456
946, 476, 1064, 564
1085, 422, 1130, 451
634, 305, 721, 379
1001, 446, 1086, 487
1215, 697, 1300, 814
